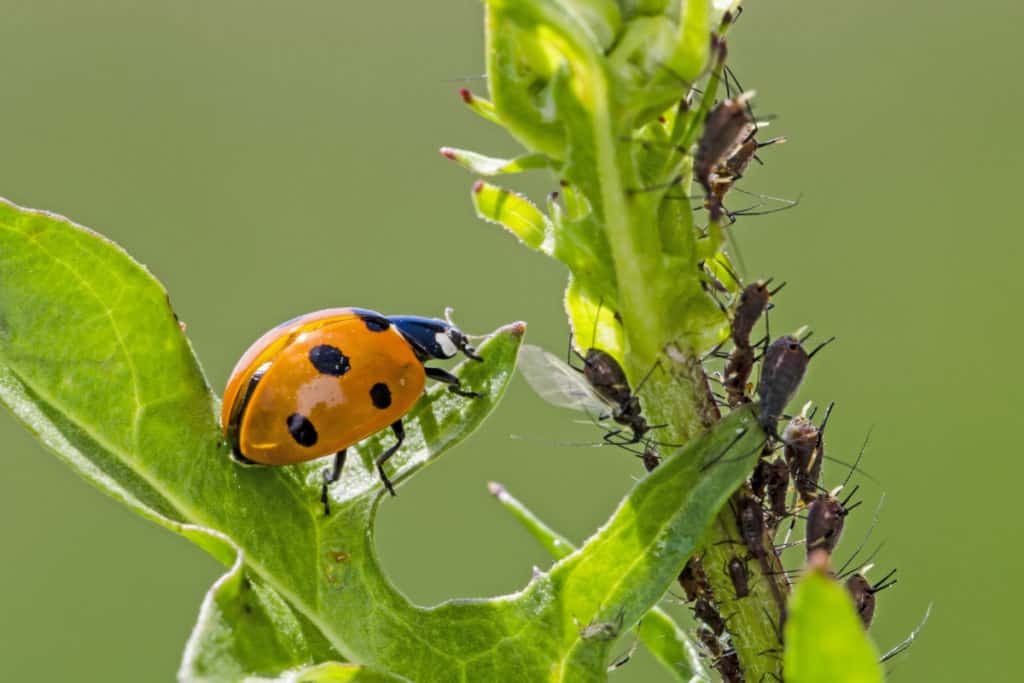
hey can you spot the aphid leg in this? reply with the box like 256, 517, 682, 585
880, 604, 933, 663
374, 420, 406, 496
320, 450, 347, 516
425, 366, 482, 398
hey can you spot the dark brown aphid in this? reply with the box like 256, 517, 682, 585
705, 134, 787, 222
731, 280, 775, 348
783, 403, 833, 504
575, 347, 651, 445
696, 624, 723, 658
845, 569, 898, 629
750, 443, 776, 498
695, 93, 755, 196
678, 557, 711, 602
724, 344, 756, 407
806, 488, 861, 557
758, 335, 835, 434
737, 494, 767, 560
727, 556, 750, 598
694, 596, 727, 636
725, 280, 785, 407
763, 457, 791, 523
713, 649, 743, 683
640, 445, 661, 472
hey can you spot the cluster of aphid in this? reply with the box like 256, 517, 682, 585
517, 56, 926, 679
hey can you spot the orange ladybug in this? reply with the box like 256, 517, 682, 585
222, 308, 481, 513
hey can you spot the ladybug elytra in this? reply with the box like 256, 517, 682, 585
222, 307, 481, 514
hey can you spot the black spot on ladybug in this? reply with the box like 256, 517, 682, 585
309, 344, 350, 376
361, 315, 390, 332
370, 383, 392, 409
286, 413, 318, 447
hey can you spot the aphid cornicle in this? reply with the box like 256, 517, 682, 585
222, 308, 482, 514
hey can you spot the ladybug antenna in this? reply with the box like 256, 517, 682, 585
443, 307, 485, 360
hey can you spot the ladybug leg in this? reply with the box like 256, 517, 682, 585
374, 420, 405, 497
320, 450, 346, 516
425, 366, 482, 398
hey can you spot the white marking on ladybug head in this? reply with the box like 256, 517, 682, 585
436, 331, 458, 358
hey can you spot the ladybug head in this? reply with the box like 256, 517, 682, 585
388, 315, 483, 362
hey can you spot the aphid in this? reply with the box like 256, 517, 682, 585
757, 334, 835, 435
694, 596, 727, 636
517, 343, 651, 445
732, 280, 780, 349
737, 494, 768, 560
696, 624, 723, 658
576, 608, 625, 641
727, 556, 750, 598
222, 308, 481, 514
640, 444, 661, 472
678, 557, 711, 602
713, 649, 743, 683
783, 403, 834, 504
845, 568, 898, 629
763, 457, 791, 523
695, 93, 755, 197
806, 487, 862, 557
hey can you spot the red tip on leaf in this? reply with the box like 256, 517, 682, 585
473, 180, 485, 194
459, 88, 473, 104
440, 147, 457, 160
658, 116, 667, 124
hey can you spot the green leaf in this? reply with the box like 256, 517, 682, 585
0, 194, 763, 680
440, 147, 551, 175
784, 570, 885, 683
471, 180, 551, 250
488, 481, 710, 682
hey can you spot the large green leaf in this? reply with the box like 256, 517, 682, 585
784, 570, 884, 683
0, 196, 764, 680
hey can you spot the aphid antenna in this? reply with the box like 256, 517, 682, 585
836, 493, 887, 576
774, 538, 806, 552
839, 541, 888, 581
626, 174, 683, 196
807, 335, 838, 359
816, 401, 836, 437
651, 58, 697, 91
633, 356, 665, 394
880, 603, 933, 664
840, 427, 875, 490
616, 135, 686, 154
761, 605, 785, 644
840, 484, 863, 509
442, 73, 488, 83
717, 257, 744, 290
723, 223, 749, 278
732, 185, 800, 204
606, 620, 643, 672
700, 429, 760, 471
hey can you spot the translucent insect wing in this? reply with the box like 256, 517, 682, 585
517, 344, 608, 417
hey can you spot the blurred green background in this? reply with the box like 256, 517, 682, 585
1, 1, 1020, 680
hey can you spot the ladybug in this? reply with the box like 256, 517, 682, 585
222, 308, 482, 514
